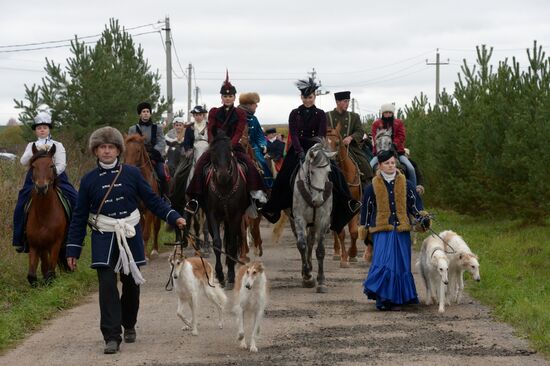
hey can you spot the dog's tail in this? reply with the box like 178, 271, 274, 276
272, 211, 288, 244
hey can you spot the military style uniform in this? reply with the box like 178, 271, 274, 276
327, 109, 373, 183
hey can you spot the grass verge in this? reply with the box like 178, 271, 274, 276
415, 209, 550, 357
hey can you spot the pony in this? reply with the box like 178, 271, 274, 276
326, 123, 363, 267
123, 134, 162, 259
288, 141, 336, 293
25, 143, 69, 285
206, 132, 249, 290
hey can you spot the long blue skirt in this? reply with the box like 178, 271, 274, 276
363, 230, 418, 306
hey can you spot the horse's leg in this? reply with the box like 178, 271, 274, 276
348, 215, 359, 262
338, 229, 350, 268
39, 249, 49, 283
27, 247, 39, 286
45, 240, 62, 284
150, 217, 161, 259
239, 216, 250, 263
294, 216, 314, 288
316, 229, 328, 293
252, 217, 262, 257
207, 213, 224, 287
201, 211, 211, 256
332, 231, 341, 260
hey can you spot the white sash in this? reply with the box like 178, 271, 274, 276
90, 209, 145, 285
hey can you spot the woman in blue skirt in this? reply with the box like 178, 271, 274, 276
360, 149, 431, 310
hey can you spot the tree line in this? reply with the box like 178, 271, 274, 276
404, 42, 550, 222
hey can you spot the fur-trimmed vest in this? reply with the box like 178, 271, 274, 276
368, 171, 412, 233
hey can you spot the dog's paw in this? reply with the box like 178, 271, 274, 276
218, 321, 223, 329
191, 328, 199, 336
438, 307, 445, 314
249, 345, 258, 353
240, 339, 247, 349
238, 332, 245, 341
425, 298, 432, 305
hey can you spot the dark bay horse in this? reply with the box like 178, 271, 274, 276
25, 144, 69, 285
124, 134, 161, 259
327, 124, 363, 267
206, 132, 248, 290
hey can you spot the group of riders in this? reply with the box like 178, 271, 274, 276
11, 72, 430, 353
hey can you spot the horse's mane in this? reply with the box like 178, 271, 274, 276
125, 133, 146, 144
210, 131, 231, 159
29, 150, 51, 164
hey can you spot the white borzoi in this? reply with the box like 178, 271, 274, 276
169, 253, 227, 335
417, 234, 450, 313
439, 230, 481, 304
234, 261, 268, 352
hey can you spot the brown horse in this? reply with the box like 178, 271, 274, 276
326, 124, 362, 267
25, 144, 68, 285
123, 134, 161, 259
238, 124, 263, 263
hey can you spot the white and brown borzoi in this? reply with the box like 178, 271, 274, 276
417, 235, 450, 313
438, 230, 481, 304
234, 261, 268, 352
169, 252, 227, 335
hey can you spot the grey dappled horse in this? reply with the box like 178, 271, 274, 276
288, 142, 336, 293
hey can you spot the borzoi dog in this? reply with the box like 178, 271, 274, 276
234, 261, 268, 352
169, 252, 227, 335
439, 230, 481, 304
417, 235, 450, 313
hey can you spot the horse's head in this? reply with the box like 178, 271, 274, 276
30, 143, 57, 195
209, 131, 234, 186
375, 129, 393, 152
326, 123, 342, 153
303, 142, 335, 206
124, 134, 148, 166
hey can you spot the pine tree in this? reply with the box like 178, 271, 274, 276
14, 19, 167, 141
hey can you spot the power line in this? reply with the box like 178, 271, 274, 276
0, 22, 160, 49
170, 34, 188, 78
0, 30, 160, 53
325, 61, 426, 88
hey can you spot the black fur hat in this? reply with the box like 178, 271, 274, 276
334, 91, 351, 101
137, 102, 152, 115
89, 126, 125, 154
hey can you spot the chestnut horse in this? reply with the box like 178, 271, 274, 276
326, 124, 362, 267
124, 134, 161, 259
25, 144, 69, 285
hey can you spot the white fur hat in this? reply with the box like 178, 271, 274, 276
380, 103, 396, 114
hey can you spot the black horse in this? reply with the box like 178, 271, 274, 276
206, 132, 248, 290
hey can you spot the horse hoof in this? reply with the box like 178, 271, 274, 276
150, 250, 159, 259
349, 256, 358, 263
332, 255, 341, 261
44, 271, 56, 285
302, 278, 316, 288
340, 261, 350, 268
225, 282, 235, 291
316, 285, 328, 293
27, 274, 38, 287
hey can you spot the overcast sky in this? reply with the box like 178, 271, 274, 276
1, 0, 549, 125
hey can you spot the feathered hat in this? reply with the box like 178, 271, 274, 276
219, 70, 237, 95
32, 111, 53, 130
295, 77, 319, 97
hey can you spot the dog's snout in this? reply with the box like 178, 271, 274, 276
245, 284, 251, 290
173, 274, 178, 279
443, 280, 449, 285
475, 278, 481, 282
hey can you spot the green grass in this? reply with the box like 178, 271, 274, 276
415, 210, 550, 356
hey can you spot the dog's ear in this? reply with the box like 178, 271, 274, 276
256, 261, 264, 273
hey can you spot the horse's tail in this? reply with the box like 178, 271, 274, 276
272, 211, 288, 244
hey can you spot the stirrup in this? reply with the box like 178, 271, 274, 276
348, 200, 362, 213
185, 199, 199, 215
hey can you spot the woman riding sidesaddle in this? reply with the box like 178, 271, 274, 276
260, 78, 361, 233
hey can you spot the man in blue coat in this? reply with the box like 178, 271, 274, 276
66, 126, 186, 354
237, 92, 273, 188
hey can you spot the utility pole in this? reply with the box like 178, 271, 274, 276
426, 48, 449, 105
187, 63, 193, 123
164, 16, 173, 125
351, 98, 356, 113
195, 86, 199, 107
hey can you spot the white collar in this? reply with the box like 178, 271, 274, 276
380, 170, 396, 183
99, 159, 118, 170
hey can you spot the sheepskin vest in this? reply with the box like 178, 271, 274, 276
370, 171, 412, 233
